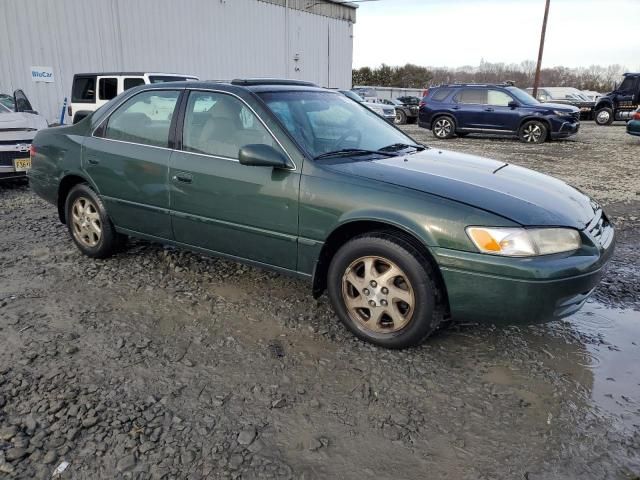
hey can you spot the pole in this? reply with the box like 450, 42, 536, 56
532, 0, 550, 98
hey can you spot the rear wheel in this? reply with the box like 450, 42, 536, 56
65, 183, 124, 258
395, 109, 407, 125
327, 234, 441, 349
518, 120, 548, 144
432, 116, 456, 139
594, 107, 614, 126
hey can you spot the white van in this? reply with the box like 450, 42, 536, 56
69, 72, 198, 124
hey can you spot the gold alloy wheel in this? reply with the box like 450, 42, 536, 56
341, 256, 415, 334
71, 197, 102, 248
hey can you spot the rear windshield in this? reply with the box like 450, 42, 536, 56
72, 76, 96, 103
149, 76, 196, 84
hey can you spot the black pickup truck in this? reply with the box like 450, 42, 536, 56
594, 73, 640, 125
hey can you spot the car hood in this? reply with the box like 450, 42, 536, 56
538, 102, 581, 112
321, 148, 596, 229
0, 112, 48, 131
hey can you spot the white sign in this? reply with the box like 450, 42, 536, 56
30, 66, 55, 83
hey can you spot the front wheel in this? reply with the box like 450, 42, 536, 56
395, 110, 407, 125
65, 183, 124, 258
327, 234, 441, 349
518, 120, 548, 144
594, 107, 614, 126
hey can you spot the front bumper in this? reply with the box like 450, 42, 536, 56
0, 142, 32, 179
551, 120, 580, 139
433, 222, 615, 325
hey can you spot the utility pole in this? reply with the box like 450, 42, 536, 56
532, 0, 550, 98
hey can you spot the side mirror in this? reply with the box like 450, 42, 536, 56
508, 100, 519, 109
238, 144, 290, 169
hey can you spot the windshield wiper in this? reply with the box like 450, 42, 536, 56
378, 143, 426, 153
314, 149, 399, 160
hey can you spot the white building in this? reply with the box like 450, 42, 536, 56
0, 0, 356, 123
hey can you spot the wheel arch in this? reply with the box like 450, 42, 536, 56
431, 112, 457, 129
57, 173, 95, 224
518, 116, 552, 139
311, 219, 450, 316
594, 98, 614, 111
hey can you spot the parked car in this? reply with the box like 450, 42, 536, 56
593, 73, 640, 125
69, 72, 198, 124
0, 90, 48, 181
582, 90, 603, 102
397, 96, 421, 106
627, 107, 640, 137
29, 79, 614, 349
339, 90, 396, 123
419, 83, 580, 143
351, 87, 377, 102
380, 98, 417, 125
526, 87, 595, 119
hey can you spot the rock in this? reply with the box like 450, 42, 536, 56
237, 428, 256, 446
181, 450, 196, 465
0, 463, 15, 474
43, 450, 57, 464
229, 454, 244, 469
139, 442, 155, 454
65, 346, 79, 355
307, 438, 323, 451
247, 439, 265, 453
5, 447, 28, 461
0, 425, 18, 441
116, 453, 137, 472
271, 398, 286, 409
82, 417, 99, 428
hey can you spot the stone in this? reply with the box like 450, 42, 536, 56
82, 417, 99, 428
237, 428, 256, 446
229, 454, 244, 470
0, 426, 18, 441
5, 447, 28, 461
43, 450, 57, 464
181, 450, 196, 465
116, 454, 137, 472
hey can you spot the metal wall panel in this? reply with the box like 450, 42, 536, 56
0, 0, 354, 123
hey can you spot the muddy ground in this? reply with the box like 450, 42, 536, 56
1, 122, 639, 479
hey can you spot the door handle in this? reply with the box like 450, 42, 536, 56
87, 156, 99, 165
484, 107, 494, 112
172, 172, 193, 184
451, 106, 460, 110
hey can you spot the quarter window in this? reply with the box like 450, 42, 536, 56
431, 88, 452, 102
487, 90, 514, 107
103, 90, 180, 148
99, 78, 118, 100
456, 89, 487, 104
72, 76, 96, 103
182, 91, 283, 159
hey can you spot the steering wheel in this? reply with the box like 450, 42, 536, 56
334, 129, 362, 150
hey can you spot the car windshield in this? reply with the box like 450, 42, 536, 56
259, 90, 421, 159
507, 87, 539, 106
0, 94, 15, 112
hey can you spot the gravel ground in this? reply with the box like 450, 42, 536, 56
1, 122, 639, 479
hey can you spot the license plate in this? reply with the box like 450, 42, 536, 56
13, 158, 31, 172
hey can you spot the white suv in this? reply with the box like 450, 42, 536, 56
69, 72, 198, 124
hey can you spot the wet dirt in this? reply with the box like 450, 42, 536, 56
0, 122, 639, 479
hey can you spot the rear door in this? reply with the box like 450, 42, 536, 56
481, 89, 521, 132
168, 90, 300, 270
452, 88, 487, 129
83, 89, 182, 239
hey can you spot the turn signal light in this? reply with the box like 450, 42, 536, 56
29, 145, 36, 157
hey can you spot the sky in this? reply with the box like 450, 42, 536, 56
352, 0, 640, 70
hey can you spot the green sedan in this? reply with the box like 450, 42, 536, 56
28, 79, 615, 349
627, 108, 640, 137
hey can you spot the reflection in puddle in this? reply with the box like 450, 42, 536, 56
565, 302, 640, 428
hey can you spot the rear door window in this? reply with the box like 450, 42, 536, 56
456, 89, 487, 104
72, 76, 96, 103
124, 78, 145, 91
99, 78, 118, 100
103, 90, 180, 148
431, 89, 452, 102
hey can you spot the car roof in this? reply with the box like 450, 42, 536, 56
133, 79, 333, 95
73, 72, 197, 77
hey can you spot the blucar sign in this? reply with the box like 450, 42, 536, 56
30, 66, 55, 83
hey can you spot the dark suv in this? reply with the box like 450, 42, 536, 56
419, 84, 580, 143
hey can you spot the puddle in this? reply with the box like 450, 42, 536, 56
565, 302, 640, 428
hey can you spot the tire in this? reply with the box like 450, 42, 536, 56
64, 183, 124, 258
327, 233, 442, 349
431, 116, 456, 139
518, 120, 548, 144
395, 109, 407, 125
594, 107, 614, 126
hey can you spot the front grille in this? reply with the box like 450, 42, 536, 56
0, 151, 28, 167
571, 112, 580, 122
587, 209, 613, 248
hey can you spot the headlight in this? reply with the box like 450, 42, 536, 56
466, 227, 581, 257
553, 110, 574, 117
369, 105, 384, 114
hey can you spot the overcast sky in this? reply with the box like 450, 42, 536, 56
352, 0, 640, 70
